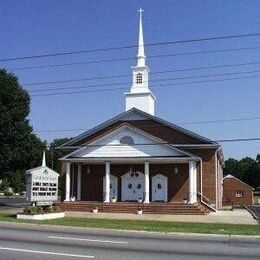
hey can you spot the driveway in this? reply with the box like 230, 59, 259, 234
0, 197, 29, 214
247, 206, 260, 221
0, 197, 28, 206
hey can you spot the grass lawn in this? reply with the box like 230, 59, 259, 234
0, 213, 259, 236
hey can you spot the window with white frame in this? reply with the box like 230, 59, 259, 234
136, 73, 142, 84
235, 190, 244, 198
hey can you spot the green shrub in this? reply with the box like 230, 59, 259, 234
44, 205, 60, 213
4, 191, 13, 196
24, 205, 60, 215
24, 206, 44, 215
52, 205, 60, 213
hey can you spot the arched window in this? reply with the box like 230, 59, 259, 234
136, 73, 142, 84
120, 136, 134, 145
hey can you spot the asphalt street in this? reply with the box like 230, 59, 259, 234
248, 206, 260, 220
0, 197, 29, 208
0, 223, 259, 260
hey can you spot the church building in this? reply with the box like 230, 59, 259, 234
59, 9, 224, 214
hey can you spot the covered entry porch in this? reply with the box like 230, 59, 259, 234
63, 158, 199, 205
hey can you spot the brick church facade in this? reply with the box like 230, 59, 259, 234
58, 9, 224, 214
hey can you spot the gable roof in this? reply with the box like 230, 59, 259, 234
223, 174, 254, 190
59, 108, 219, 149
26, 165, 60, 176
61, 123, 198, 160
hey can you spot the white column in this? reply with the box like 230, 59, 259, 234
188, 161, 197, 204
193, 162, 197, 202
104, 162, 110, 202
77, 163, 82, 200
144, 161, 150, 203
65, 162, 71, 201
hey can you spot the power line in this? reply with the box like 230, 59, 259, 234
27, 69, 260, 93
71, 137, 260, 146
46, 138, 260, 148
15, 137, 260, 148
31, 74, 260, 97
216, 138, 260, 143
23, 60, 260, 87
35, 116, 260, 133
9, 46, 260, 71
1, 33, 260, 62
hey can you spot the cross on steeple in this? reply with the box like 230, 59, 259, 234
138, 7, 144, 15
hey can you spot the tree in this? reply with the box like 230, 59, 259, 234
224, 155, 260, 188
243, 162, 260, 189
0, 178, 10, 192
46, 137, 72, 173
11, 170, 25, 193
223, 158, 240, 178
0, 69, 45, 186
256, 154, 260, 164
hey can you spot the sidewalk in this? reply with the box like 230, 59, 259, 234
66, 208, 258, 225
1, 206, 257, 225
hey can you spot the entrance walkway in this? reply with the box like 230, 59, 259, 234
66, 208, 258, 225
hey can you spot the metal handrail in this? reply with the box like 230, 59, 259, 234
197, 192, 210, 203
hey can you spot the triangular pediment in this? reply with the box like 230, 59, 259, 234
64, 124, 194, 159
26, 166, 59, 176
60, 108, 217, 149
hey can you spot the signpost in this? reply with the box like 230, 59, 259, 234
25, 152, 60, 206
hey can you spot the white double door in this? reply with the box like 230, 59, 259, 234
103, 174, 118, 200
152, 174, 168, 202
121, 171, 145, 201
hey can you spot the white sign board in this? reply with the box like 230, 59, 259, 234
26, 166, 59, 203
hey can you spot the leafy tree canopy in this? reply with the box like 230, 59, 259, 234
224, 154, 260, 188
46, 137, 72, 173
0, 69, 46, 191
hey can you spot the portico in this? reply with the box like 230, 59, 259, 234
63, 159, 198, 204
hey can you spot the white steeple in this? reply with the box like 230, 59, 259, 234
125, 8, 156, 115
137, 8, 145, 67
42, 150, 46, 167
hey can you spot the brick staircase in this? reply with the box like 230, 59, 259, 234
59, 201, 209, 215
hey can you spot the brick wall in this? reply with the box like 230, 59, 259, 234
65, 163, 190, 202
61, 119, 221, 206
223, 178, 253, 206
73, 119, 208, 147
185, 149, 217, 206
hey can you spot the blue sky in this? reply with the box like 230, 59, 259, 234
0, 0, 259, 159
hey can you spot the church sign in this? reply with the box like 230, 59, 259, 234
25, 157, 60, 205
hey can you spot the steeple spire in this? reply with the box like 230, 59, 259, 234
42, 150, 46, 167
137, 8, 145, 67
125, 8, 156, 115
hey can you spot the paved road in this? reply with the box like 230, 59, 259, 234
0, 197, 29, 207
0, 197, 29, 214
248, 206, 260, 220
0, 223, 259, 259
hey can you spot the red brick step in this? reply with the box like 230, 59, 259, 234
59, 201, 209, 215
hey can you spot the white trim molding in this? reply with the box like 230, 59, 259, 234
144, 162, 150, 203
104, 162, 111, 202
188, 161, 197, 204
65, 162, 71, 201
